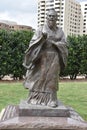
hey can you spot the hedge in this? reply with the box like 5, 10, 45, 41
0, 29, 87, 80
0, 29, 33, 79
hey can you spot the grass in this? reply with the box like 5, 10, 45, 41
0, 81, 87, 121
0, 82, 28, 111
59, 81, 87, 121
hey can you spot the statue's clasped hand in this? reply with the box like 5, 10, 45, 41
42, 32, 47, 39
47, 39, 56, 45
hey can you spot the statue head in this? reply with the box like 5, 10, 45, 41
46, 9, 57, 29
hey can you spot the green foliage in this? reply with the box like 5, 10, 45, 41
0, 29, 87, 80
0, 30, 11, 78
0, 29, 34, 79
79, 35, 87, 76
61, 35, 87, 79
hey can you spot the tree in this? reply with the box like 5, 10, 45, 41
9, 30, 34, 79
0, 30, 11, 79
62, 35, 82, 79
0, 29, 33, 79
79, 35, 87, 78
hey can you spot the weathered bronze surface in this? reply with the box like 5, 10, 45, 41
23, 9, 68, 107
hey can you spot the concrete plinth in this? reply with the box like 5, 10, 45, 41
0, 116, 87, 130
19, 100, 70, 117
0, 102, 87, 130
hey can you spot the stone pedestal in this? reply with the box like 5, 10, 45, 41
19, 100, 70, 117
0, 116, 87, 130
0, 101, 87, 130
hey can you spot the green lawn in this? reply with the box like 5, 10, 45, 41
0, 81, 87, 121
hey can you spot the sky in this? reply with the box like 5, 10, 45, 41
0, 0, 86, 29
0, 0, 38, 29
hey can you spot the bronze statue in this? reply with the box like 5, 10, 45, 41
23, 9, 68, 107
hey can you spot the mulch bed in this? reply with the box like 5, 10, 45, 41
0, 79, 87, 83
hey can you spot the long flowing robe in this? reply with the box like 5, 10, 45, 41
23, 23, 68, 106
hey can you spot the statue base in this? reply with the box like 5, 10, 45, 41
19, 100, 70, 117
0, 100, 87, 130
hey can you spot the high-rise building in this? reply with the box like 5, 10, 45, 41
80, 2, 87, 35
38, 0, 46, 26
64, 0, 81, 37
38, 0, 65, 30
38, 0, 86, 37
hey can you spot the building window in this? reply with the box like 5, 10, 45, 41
41, 1, 45, 3
42, 5, 45, 7
84, 19, 86, 21
83, 27, 86, 29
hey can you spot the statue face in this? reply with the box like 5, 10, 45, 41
47, 10, 57, 28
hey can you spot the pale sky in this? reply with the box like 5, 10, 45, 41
0, 0, 38, 29
0, 0, 86, 29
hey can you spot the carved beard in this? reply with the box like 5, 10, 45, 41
47, 20, 56, 29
